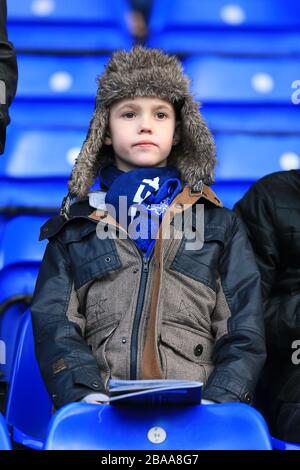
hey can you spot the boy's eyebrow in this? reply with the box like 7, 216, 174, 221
116, 102, 172, 111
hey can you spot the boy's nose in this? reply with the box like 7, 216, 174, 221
138, 118, 152, 133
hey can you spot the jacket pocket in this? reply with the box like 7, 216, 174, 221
160, 322, 215, 383
171, 225, 226, 291
71, 368, 102, 391
63, 226, 122, 289
85, 315, 120, 388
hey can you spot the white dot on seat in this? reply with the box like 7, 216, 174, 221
31, 0, 55, 16
251, 73, 274, 94
66, 147, 81, 166
220, 4, 246, 25
49, 72, 73, 92
280, 152, 300, 170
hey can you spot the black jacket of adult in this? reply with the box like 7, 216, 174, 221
235, 170, 300, 355
0, 0, 18, 154
235, 170, 300, 442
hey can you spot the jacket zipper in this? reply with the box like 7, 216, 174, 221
96, 218, 155, 379
130, 253, 152, 379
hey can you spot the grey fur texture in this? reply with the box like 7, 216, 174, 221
68, 46, 216, 199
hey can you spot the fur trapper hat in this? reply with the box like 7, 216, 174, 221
68, 45, 216, 199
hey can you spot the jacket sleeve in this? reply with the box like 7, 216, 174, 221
202, 212, 266, 404
30, 237, 106, 409
0, 0, 18, 154
234, 183, 296, 353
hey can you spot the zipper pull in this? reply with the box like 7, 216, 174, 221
143, 257, 149, 273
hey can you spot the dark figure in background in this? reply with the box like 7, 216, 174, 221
128, 0, 153, 40
0, 0, 17, 154
235, 170, 300, 444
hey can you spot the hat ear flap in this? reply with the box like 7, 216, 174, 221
173, 97, 216, 188
68, 107, 109, 199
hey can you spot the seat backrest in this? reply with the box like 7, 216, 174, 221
271, 436, 300, 450
0, 215, 48, 269
16, 55, 108, 100
183, 56, 300, 104
0, 413, 11, 450
8, 0, 130, 28
0, 262, 40, 383
5, 309, 52, 449
149, 0, 300, 33
0, 127, 86, 178
44, 401, 272, 450
215, 133, 300, 180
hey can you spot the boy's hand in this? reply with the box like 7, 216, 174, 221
81, 393, 110, 404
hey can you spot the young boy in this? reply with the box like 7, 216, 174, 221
235, 170, 300, 443
31, 46, 266, 408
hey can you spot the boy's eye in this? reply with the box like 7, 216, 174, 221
122, 112, 135, 118
156, 112, 167, 119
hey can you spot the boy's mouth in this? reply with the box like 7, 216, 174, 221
133, 141, 157, 147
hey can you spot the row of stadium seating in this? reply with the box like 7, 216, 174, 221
7, 0, 300, 55
0, 53, 298, 213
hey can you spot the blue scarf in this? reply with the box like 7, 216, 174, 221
99, 165, 182, 256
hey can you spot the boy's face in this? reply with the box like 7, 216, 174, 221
104, 96, 180, 171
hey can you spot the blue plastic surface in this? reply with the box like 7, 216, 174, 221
148, 31, 300, 56
272, 437, 300, 451
0, 413, 11, 450
8, 0, 132, 52
16, 55, 108, 100
184, 56, 300, 104
148, 0, 300, 55
0, 127, 86, 177
44, 402, 272, 450
149, 0, 300, 31
212, 181, 252, 209
5, 309, 52, 450
0, 262, 40, 382
214, 133, 300, 180
10, 100, 94, 129
0, 215, 48, 269
202, 105, 300, 134
8, 0, 130, 24
9, 25, 132, 53
0, 178, 67, 210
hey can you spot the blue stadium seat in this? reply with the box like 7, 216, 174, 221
0, 262, 40, 383
202, 105, 300, 134
44, 402, 272, 450
16, 55, 108, 100
8, 0, 133, 52
271, 437, 300, 451
214, 133, 300, 181
8, 0, 129, 23
5, 309, 52, 450
0, 215, 48, 270
0, 178, 67, 212
212, 181, 252, 209
183, 56, 300, 104
183, 56, 300, 135
10, 101, 94, 129
0, 128, 85, 178
148, 0, 300, 55
0, 413, 11, 450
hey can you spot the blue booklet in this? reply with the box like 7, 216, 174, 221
108, 379, 203, 406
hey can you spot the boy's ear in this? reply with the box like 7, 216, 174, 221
104, 130, 112, 145
172, 121, 181, 146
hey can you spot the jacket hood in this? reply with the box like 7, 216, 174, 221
68, 45, 217, 199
